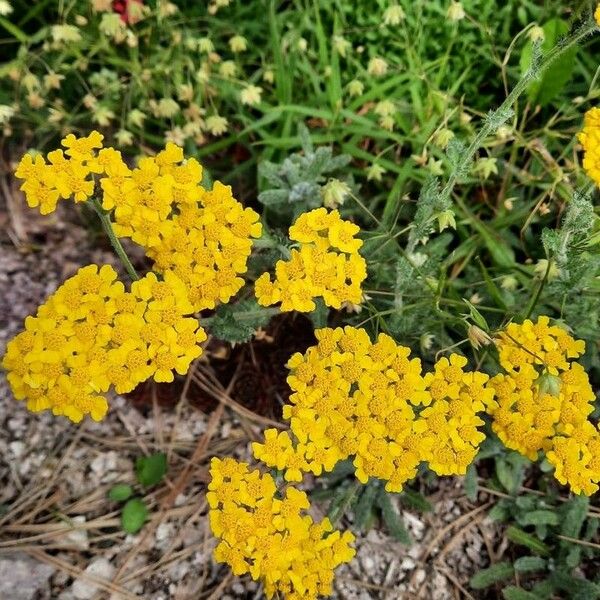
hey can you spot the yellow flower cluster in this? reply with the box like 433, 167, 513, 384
15, 133, 262, 313
255, 208, 367, 312
207, 457, 355, 600
578, 107, 600, 187
252, 326, 491, 491
14, 131, 104, 214
488, 316, 599, 494
2, 266, 206, 423
145, 182, 262, 310
99, 141, 262, 311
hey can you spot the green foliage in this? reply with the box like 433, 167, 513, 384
108, 484, 133, 502
375, 489, 411, 545
478, 485, 600, 598
208, 300, 273, 344
135, 452, 167, 488
121, 498, 148, 535
470, 562, 514, 589
107, 452, 169, 535
258, 124, 352, 219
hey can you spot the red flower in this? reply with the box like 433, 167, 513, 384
112, 0, 143, 24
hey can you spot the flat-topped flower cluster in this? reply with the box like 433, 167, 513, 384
488, 317, 600, 495
252, 326, 492, 491
208, 457, 355, 600
3, 266, 205, 422
255, 208, 367, 312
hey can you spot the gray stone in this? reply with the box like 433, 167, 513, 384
0, 553, 55, 600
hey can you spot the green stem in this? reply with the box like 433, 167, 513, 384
523, 257, 553, 320
440, 18, 597, 206
90, 198, 139, 281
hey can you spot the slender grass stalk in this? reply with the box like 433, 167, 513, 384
90, 198, 139, 281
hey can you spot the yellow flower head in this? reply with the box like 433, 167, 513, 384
14, 131, 107, 213
256, 209, 366, 313
208, 457, 355, 599
488, 316, 597, 494
2, 266, 205, 423
253, 327, 490, 492
578, 106, 600, 187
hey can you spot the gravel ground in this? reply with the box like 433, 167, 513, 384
0, 195, 501, 600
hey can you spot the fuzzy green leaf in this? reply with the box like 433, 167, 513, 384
519, 510, 559, 527
208, 300, 272, 344
560, 494, 589, 538
513, 556, 546, 572
108, 484, 134, 503
506, 526, 550, 556
469, 562, 514, 589
354, 482, 380, 531
135, 453, 167, 488
400, 489, 433, 513
502, 587, 541, 600
121, 498, 148, 534
376, 490, 411, 545
464, 464, 478, 502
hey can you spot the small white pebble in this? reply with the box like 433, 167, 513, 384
9, 441, 25, 457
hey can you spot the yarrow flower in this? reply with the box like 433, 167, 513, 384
2, 267, 206, 423
145, 181, 262, 310
88, 138, 261, 312
578, 106, 600, 187
207, 457, 355, 599
252, 326, 491, 491
254, 208, 367, 312
14, 131, 103, 214
488, 316, 599, 494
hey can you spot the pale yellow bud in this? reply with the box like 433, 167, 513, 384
347, 79, 364, 97
379, 115, 395, 131
368, 57, 388, 76
367, 163, 386, 181
333, 35, 351, 57
92, 105, 115, 126
528, 24, 545, 42
420, 333, 435, 352
383, 5, 405, 26
468, 325, 493, 350
115, 129, 134, 147
27, 92, 45, 109
43, 72, 64, 91
206, 115, 228, 136
433, 128, 454, 149
374, 100, 395, 117
198, 37, 214, 53
229, 35, 247, 53
436, 209, 456, 232
321, 179, 351, 209
447, 1, 466, 21
219, 60, 237, 78
128, 109, 146, 128
534, 259, 560, 281
156, 98, 180, 118
240, 85, 263, 106
178, 84, 194, 103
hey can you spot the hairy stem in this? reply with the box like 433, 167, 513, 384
90, 198, 139, 281
440, 17, 597, 205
